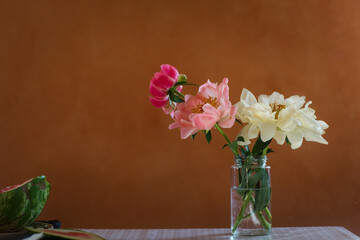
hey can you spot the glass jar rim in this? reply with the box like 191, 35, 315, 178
234, 155, 268, 167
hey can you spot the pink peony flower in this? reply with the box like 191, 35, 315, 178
169, 78, 237, 139
149, 64, 179, 108
149, 64, 184, 115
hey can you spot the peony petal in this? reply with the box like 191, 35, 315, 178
302, 106, 316, 116
199, 80, 218, 98
169, 122, 180, 130
174, 101, 186, 113
237, 124, 252, 145
268, 92, 285, 104
277, 117, 297, 132
191, 113, 218, 130
248, 124, 260, 139
258, 94, 269, 105
161, 64, 179, 81
162, 102, 176, 115
184, 94, 193, 102
234, 102, 246, 120
152, 72, 176, 89
290, 138, 303, 149
305, 134, 328, 145
278, 104, 297, 118
303, 129, 328, 145
317, 120, 329, 130
273, 130, 286, 145
218, 99, 231, 117
180, 127, 198, 139
259, 122, 277, 142
149, 95, 168, 108
304, 101, 312, 109
202, 103, 221, 117
285, 95, 306, 109
219, 105, 237, 128
218, 78, 230, 100
185, 95, 203, 112
149, 82, 168, 98
252, 104, 273, 121
287, 131, 304, 149
240, 88, 257, 105
277, 105, 298, 131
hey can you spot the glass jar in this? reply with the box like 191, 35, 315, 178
231, 155, 272, 236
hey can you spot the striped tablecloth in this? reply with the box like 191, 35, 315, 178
83, 227, 360, 240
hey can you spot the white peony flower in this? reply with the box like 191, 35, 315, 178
235, 88, 328, 149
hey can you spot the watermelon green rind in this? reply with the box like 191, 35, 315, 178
26, 227, 105, 240
0, 176, 51, 232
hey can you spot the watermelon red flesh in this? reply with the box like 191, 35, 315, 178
0, 176, 51, 232
0, 179, 32, 193
26, 228, 105, 240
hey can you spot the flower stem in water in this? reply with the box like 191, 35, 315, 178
231, 190, 253, 233
232, 191, 272, 233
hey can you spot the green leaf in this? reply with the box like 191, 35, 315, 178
222, 141, 239, 155
236, 168, 243, 194
236, 136, 245, 142
266, 148, 274, 154
169, 92, 184, 103
238, 168, 264, 191
239, 146, 250, 157
251, 137, 272, 156
262, 145, 269, 156
285, 137, 291, 145
174, 82, 199, 87
237, 167, 249, 196
239, 146, 247, 156
236, 119, 244, 126
191, 132, 197, 140
236, 137, 249, 156
205, 130, 212, 144
253, 169, 271, 212
248, 169, 262, 188
228, 141, 239, 155
238, 166, 254, 196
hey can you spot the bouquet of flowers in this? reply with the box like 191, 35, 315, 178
149, 64, 328, 235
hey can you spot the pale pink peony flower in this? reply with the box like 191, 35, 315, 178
149, 64, 183, 115
169, 78, 237, 139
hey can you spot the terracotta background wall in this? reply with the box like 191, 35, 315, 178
0, 0, 359, 235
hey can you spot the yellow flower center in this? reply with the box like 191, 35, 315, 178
192, 96, 219, 113
270, 103, 286, 119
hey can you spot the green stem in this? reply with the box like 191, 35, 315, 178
262, 145, 269, 156
231, 190, 253, 233
256, 211, 271, 230
241, 210, 256, 220
174, 90, 185, 98
250, 196, 271, 231
236, 206, 271, 224
232, 193, 272, 234
214, 123, 239, 156
264, 206, 272, 221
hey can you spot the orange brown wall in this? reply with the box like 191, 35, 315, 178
0, 0, 359, 235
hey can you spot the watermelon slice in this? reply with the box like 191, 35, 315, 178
26, 228, 105, 240
0, 176, 51, 232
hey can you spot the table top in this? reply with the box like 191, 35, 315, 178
83, 227, 360, 240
